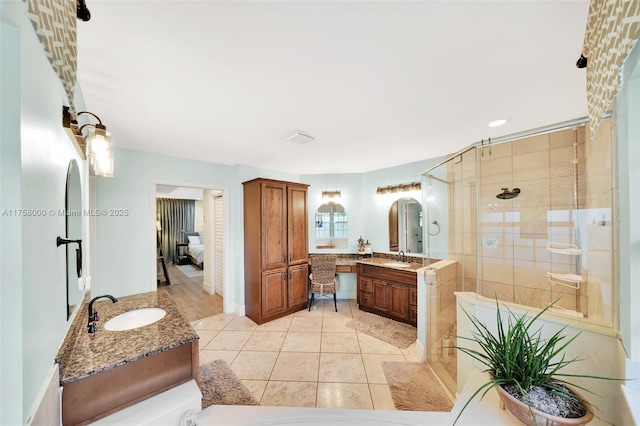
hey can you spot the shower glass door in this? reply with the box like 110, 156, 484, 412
423, 148, 478, 395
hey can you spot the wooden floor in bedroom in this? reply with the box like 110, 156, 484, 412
158, 265, 223, 322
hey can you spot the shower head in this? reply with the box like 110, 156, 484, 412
496, 187, 520, 199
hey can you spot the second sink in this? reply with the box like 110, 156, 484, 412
104, 308, 167, 331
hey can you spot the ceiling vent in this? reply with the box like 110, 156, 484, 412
284, 130, 317, 145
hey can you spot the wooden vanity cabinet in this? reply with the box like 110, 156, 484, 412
357, 264, 417, 326
244, 178, 309, 324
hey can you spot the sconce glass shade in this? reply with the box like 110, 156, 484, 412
86, 125, 114, 177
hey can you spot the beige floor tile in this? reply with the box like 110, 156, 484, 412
242, 331, 286, 351
270, 352, 320, 381
191, 313, 236, 330
224, 316, 258, 331
198, 349, 238, 366
316, 383, 373, 409
255, 315, 293, 331
204, 330, 252, 351
369, 384, 397, 410
322, 300, 353, 318
361, 354, 406, 384
400, 341, 417, 356
322, 317, 355, 333
321, 332, 360, 353
318, 353, 367, 383
356, 332, 402, 354
289, 317, 323, 332
195, 330, 220, 348
294, 303, 324, 317
241, 380, 268, 402
281, 331, 322, 352
230, 351, 278, 380
260, 381, 317, 407
403, 354, 421, 362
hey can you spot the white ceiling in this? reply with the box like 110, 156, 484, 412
76, 1, 590, 175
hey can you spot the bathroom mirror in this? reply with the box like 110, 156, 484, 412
388, 198, 423, 253
65, 160, 84, 319
315, 202, 348, 249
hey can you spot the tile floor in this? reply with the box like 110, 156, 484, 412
190, 299, 449, 410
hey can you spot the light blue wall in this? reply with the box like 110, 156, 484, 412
1, 3, 90, 423
363, 157, 443, 254
95, 148, 300, 311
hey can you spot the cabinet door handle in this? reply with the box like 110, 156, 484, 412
289, 271, 292, 280
282, 255, 285, 263
289, 253, 292, 262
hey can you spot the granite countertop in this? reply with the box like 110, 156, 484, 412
356, 256, 423, 272
55, 290, 198, 385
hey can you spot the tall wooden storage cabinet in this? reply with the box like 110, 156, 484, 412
243, 178, 310, 324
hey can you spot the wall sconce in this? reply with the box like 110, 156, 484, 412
63, 107, 114, 177
322, 191, 341, 200
376, 182, 421, 195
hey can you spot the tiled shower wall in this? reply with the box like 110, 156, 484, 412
445, 121, 614, 325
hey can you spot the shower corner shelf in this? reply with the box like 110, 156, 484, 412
546, 242, 582, 256
546, 272, 584, 290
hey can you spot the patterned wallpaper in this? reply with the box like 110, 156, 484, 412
582, 0, 639, 139
25, 0, 77, 114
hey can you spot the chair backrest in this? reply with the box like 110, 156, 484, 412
310, 255, 337, 284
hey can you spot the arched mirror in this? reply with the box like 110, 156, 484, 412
65, 160, 84, 319
388, 198, 423, 253
315, 202, 348, 249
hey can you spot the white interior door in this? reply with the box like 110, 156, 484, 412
214, 195, 224, 296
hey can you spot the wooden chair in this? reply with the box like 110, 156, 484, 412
309, 255, 340, 312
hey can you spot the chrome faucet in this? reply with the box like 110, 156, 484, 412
88, 294, 117, 333
399, 251, 406, 262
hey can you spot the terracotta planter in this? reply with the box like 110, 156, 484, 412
495, 384, 594, 426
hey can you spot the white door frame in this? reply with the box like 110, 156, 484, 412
150, 180, 233, 314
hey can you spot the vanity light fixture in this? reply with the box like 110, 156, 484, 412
376, 182, 421, 195
62, 107, 114, 177
322, 191, 341, 200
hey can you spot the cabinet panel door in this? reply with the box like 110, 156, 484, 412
287, 186, 308, 265
262, 183, 287, 269
373, 280, 389, 313
359, 291, 373, 308
409, 305, 417, 325
261, 269, 286, 318
287, 263, 309, 310
358, 277, 373, 295
389, 283, 409, 321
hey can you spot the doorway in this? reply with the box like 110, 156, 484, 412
153, 183, 229, 321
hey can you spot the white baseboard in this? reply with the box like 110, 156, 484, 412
234, 302, 245, 317
202, 281, 213, 295
414, 339, 426, 362
27, 363, 61, 426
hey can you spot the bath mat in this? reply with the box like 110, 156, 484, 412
198, 359, 260, 408
382, 362, 453, 412
176, 264, 204, 278
346, 311, 416, 349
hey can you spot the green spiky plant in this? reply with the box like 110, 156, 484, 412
452, 299, 618, 425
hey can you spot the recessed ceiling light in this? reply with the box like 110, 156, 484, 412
488, 118, 509, 127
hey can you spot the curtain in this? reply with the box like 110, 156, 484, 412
582, 0, 640, 138
25, 0, 77, 113
157, 198, 195, 264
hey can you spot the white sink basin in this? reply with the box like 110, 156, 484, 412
382, 262, 412, 268
104, 308, 167, 331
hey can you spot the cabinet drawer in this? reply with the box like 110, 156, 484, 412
409, 287, 417, 306
359, 291, 373, 308
359, 277, 373, 293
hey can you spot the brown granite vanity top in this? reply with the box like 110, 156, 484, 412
55, 290, 198, 385
356, 256, 423, 272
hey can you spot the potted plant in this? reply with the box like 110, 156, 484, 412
452, 299, 618, 426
